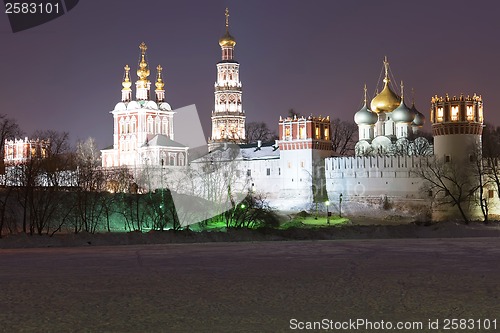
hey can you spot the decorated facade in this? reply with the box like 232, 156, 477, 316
209, 8, 246, 149
101, 43, 188, 168
4, 138, 50, 164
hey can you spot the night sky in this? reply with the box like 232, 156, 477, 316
1, 0, 500, 149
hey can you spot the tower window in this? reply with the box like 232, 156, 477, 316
445, 155, 451, 163
489, 190, 495, 199
315, 126, 320, 138
467, 106, 474, 121
299, 126, 305, 139
437, 107, 444, 122
451, 106, 459, 121
266, 168, 270, 176
247, 169, 251, 176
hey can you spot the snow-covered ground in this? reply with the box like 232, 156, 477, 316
0, 238, 499, 332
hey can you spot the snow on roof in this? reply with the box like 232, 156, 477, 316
143, 134, 186, 148
239, 142, 280, 160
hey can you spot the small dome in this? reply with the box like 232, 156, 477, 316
127, 101, 140, 110
145, 101, 158, 110
354, 104, 378, 125
219, 31, 236, 47
370, 80, 401, 113
411, 103, 425, 126
114, 102, 127, 111
159, 102, 172, 111
392, 99, 415, 123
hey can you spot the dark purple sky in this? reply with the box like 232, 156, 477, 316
1, 0, 500, 148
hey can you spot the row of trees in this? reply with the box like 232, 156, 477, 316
0, 114, 282, 236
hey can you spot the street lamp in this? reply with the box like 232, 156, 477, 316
325, 200, 330, 224
339, 193, 343, 218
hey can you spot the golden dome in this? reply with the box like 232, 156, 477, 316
219, 8, 236, 47
219, 31, 236, 47
137, 42, 150, 81
122, 65, 132, 90
370, 57, 400, 113
155, 65, 165, 90
370, 79, 401, 113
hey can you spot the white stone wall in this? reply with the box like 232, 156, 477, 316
325, 155, 432, 219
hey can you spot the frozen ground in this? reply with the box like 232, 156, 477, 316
0, 238, 499, 332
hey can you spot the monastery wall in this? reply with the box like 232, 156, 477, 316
325, 155, 433, 220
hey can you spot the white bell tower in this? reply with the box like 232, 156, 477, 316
209, 8, 245, 149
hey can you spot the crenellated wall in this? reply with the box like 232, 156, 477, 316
324, 155, 433, 219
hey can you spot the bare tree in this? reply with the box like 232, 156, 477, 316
245, 121, 277, 143
72, 137, 106, 233
470, 147, 491, 223
11, 130, 74, 235
0, 114, 22, 157
223, 194, 279, 228
331, 118, 357, 156
288, 108, 300, 118
482, 123, 500, 201
0, 187, 15, 237
413, 157, 476, 223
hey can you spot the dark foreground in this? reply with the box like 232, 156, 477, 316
1, 221, 500, 249
0, 238, 499, 333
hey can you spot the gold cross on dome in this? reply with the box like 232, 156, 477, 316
383, 56, 390, 80
157, 65, 162, 72
139, 42, 147, 55
225, 8, 229, 30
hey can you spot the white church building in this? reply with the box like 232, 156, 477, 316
101, 42, 188, 169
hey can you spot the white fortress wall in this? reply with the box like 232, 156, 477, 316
325, 155, 432, 218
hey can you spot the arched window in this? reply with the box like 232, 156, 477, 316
147, 116, 153, 133
156, 117, 161, 134
178, 153, 185, 166
125, 117, 130, 134
120, 118, 125, 134
162, 118, 168, 135
131, 117, 136, 133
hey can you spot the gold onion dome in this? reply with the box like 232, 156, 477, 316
137, 42, 150, 81
122, 65, 132, 90
370, 57, 401, 113
219, 8, 236, 47
219, 31, 236, 47
155, 65, 165, 90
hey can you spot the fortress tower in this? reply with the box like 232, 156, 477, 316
277, 115, 332, 208
430, 93, 484, 162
